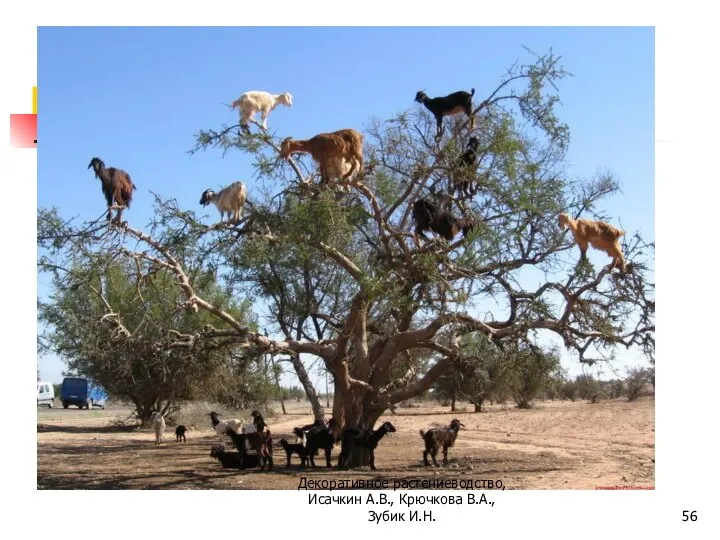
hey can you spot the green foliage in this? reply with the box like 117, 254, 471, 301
38, 257, 270, 422
505, 343, 562, 409
626, 367, 654, 402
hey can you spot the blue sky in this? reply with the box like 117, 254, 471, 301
37, 26, 654, 386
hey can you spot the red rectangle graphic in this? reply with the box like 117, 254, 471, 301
10, 114, 37, 148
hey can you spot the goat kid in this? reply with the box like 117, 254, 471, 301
174, 425, 187, 443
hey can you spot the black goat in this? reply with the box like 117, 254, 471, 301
420, 418, 465, 467
279, 438, 308, 467
415, 88, 475, 138
226, 427, 273, 471
304, 418, 338, 469
209, 445, 260, 469
339, 421, 397, 470
250, 410, 268, 433
412, 198, 474, 243
174, 425, 187, 443
293, 419, 327, 444
451, 136, 481, 198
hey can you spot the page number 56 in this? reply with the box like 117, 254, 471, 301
682, 511, 697, 522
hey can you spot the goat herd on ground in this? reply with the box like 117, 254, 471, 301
88, 88, 629, 273
149, 409, 467, 471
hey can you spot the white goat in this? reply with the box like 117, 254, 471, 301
230, 90, 293, 131
150, 412, 166, 445
199, 181, 248, 224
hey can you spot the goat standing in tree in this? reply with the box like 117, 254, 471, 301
558, 213, 627, 273
412, 198, 474, 245
279, 128, 364, 187
451, 136, 481, 198
87, 157, 137, 223
415, 88, 475, 139
199, 181, 248, 225
230, 90, 293, 132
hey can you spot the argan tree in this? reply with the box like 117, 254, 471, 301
37, 49, 654, 463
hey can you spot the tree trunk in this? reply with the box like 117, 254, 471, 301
474, 400, 482, 413
288, 353, 324, 421
450, 390, 456, 412
269, 355, 286, 415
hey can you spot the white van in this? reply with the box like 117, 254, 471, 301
37, 381, 55, 408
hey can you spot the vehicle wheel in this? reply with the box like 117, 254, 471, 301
101, 403, 106, 410
62, 402, 69, 409
48, 402, 53, 409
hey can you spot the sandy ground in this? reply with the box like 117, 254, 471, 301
37, 398, 654, 490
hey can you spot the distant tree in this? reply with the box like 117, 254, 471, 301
507, 343, 562, 409
38, 258, 264, 422
626, 366, 653, 402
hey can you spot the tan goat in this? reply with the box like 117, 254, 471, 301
558, 212, 626, 272
279, 128, 363, 186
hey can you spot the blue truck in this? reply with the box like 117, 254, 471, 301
60, 377, 108, 409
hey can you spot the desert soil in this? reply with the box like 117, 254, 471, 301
37, 398, 654, 490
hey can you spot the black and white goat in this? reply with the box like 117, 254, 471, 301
415, 88, 475, 138
250, 410, 268, 433
199, 181, 248, 224
207, 411, 243, 448
300, 418, 338, 469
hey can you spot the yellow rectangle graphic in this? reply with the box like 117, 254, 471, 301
33, 86, 37, 114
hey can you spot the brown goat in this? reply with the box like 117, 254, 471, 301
88, 157, 137, 223
558, 213, 626, 272
279, 129, 363, 186
420, 418, 465, 467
